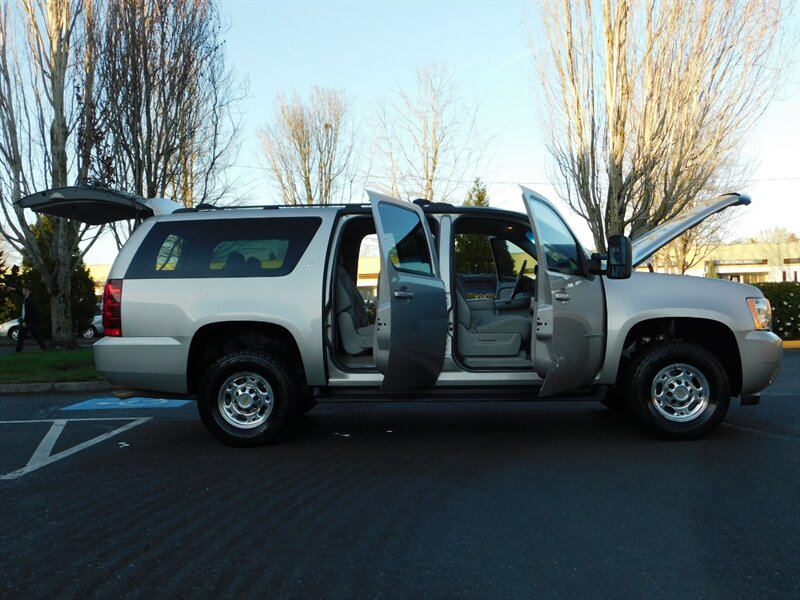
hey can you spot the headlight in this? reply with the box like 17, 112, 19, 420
746, 297, 772, 331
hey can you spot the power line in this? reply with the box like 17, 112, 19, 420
227, 162, 800, 185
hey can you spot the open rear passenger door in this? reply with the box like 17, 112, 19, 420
368, 191, 448, 393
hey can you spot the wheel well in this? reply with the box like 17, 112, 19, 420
619, 318, 742, 395
187, 322, 306, 393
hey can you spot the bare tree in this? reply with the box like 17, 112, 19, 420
0, 0, 240, 345
531, 0, 788, 251
750, 226, 800, 244
371, 64, 484, 202
98, 0, 241, 245
652, 212, 733, 275
0, 0, 103, 348
258, 87, 357, 206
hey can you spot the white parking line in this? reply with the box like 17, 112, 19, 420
28, 419, 67, 466
0, 417, 152, 480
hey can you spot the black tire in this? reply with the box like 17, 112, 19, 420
622, 341, 730, 440
81, 326, 97, 340
9, 326, 19, 342
198, 351, 297, 446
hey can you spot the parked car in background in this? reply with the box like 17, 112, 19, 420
80, 304, 104, 340
2, 304, 103, 342
0, 316, 21, 342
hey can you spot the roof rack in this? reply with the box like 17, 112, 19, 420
172, 202, 373, 214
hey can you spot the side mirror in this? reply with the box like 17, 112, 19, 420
607, 235, 632, 279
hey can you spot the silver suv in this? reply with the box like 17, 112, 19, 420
20, 186, 783, 445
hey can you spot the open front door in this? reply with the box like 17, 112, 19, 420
521, 187, 605, 397
368, 191, 447, 393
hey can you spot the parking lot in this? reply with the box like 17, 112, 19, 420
1, 351, 798, 599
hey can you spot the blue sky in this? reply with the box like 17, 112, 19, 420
86, 0, 799, 262
218, 0, 546, 203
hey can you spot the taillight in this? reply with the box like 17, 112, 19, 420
102, 279, 123, 336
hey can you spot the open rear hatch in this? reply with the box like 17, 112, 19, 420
17, 186, 180, 225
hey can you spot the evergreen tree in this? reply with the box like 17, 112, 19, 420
15, 221, 98, 342
463, 177, 489, 207
455, 179, 495, 275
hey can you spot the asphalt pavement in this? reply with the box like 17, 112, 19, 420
0, 351, 798, 599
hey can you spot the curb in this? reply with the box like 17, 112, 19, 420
0, 380, 112, 395
784, 340, 800, 349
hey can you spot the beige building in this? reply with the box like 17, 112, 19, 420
685, 242, 800, 283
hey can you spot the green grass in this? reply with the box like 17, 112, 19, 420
0, 349, 102, 384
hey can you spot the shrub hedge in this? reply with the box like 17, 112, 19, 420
754, 282, 800, 340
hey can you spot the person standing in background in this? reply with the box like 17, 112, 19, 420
7, 285, 47, 352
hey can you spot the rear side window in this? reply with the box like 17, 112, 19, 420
126, 217, 321, 279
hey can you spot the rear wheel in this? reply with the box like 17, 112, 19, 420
81, 326, 97, 339
622, 341, 730, 440
9, 326, 19, 342
198, 351, 296, 446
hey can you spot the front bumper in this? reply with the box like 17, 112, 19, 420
738, 330, 783, 396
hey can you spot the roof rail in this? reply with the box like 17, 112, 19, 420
172, 202, 373, 214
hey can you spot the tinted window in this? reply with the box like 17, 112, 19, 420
376, 202, 434, 276
532, 202, 582, 275
126, 217, 321, 279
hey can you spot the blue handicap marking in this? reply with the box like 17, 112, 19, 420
62, 397, 191, 410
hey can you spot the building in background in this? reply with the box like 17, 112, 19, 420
690, 242, 800, 283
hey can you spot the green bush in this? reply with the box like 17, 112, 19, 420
754, 282, 800, 340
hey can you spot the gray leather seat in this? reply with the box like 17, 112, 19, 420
336, 266, 374, 355
455, 279, 530, 357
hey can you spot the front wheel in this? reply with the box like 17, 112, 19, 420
81, 326, 97, 339
198, 351, 297, 446
9, 326, 19, 342
622, 342, 730, 440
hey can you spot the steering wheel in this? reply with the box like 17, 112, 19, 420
510, 260, 527, 300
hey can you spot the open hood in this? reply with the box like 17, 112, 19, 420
17, 186, 181, 225
631, 193, 750, 266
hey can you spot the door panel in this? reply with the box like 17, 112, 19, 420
368, 192, 447, 393
521, 187, 605, 396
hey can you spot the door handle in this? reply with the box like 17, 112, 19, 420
554, 291, 570, 302
394, 290, 415, 299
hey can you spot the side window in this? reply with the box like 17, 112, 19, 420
452, 217, 539, 298
126, 217, 321, 279
376, 202, 434, 276
209, 239, 290, 273
533, 202, 582, 275
499, 241, 536, 281
155, 234, 186, 271
454, 233, 494, 276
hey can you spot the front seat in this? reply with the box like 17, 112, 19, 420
455, 279, 531, 357
335, 266, 374, 355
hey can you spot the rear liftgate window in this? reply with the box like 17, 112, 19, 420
126, 217, 322, 278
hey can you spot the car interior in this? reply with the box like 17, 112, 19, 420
331, 213, 538, 371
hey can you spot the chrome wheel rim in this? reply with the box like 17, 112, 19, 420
650, 363, 710, 422
82, 327, 95, 339
218, 371, 274, 429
